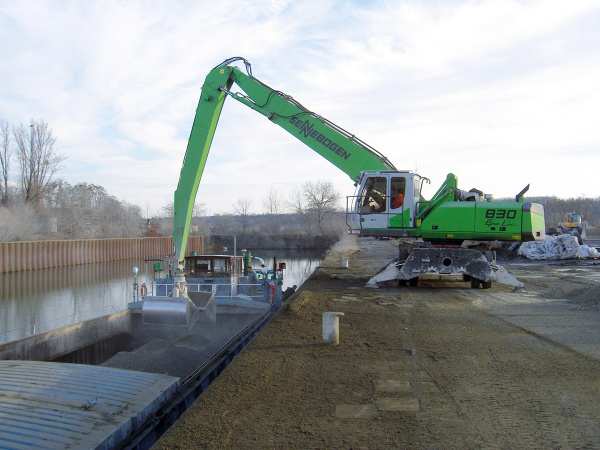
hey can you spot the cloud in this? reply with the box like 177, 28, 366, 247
1, 0, 599, 214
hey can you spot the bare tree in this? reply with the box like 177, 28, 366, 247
262, 187, 282, 234
0, 119, 12, 204
99, 197, 143, 238
161, 200, 207, 236
302, 179, 341, 235
211, 213, 235, 234
162, 200, 175, 218
13, 119, 66, 204
163, 201, 206, 218
49, 181, 144, 238
52, 181, 100, 238
233, 197, 253, 235
193, 202, 207, 217
190, 202, 208, 235
287, 186, 313, 235
0, 199, 40, 241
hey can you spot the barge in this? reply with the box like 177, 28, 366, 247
0, 253, 285, 449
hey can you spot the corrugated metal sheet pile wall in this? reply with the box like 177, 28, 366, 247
0, 236, 203, 273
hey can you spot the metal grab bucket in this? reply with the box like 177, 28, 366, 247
142, 292, 216, 329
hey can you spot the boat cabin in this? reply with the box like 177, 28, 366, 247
184, 254, 243, 278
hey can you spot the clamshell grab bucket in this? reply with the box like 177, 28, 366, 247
142, 291, 216, 330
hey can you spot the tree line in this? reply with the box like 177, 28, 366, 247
0, 118, 145, 241
495, 195, 600, 228
153, 180, 346, 250
2, 118, 599, 243
0, 118, 344, 243
527, 196, 600, 228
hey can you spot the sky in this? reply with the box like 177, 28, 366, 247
1, 0, 599, 216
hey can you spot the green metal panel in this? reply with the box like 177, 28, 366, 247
173, 66, 234, 263
421, 202, 476, 238
474, 202, 522, 237
420, 201, 544, 242
389, 208, 412, 228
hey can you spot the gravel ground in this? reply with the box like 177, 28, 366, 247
155, 236, 600, 449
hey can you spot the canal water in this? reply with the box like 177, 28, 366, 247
0, 249, 324, 345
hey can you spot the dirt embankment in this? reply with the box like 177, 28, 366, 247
156, 238, 600, 449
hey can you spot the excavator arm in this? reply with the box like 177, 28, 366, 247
174, 57, 396, 263
143, 56, 545, 328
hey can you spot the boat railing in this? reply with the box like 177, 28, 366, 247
148, 281, 275, 304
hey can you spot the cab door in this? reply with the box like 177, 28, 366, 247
357, 176, 389, 230
388, 174, 417, 229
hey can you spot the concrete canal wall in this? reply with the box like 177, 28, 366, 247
0, 236, 203, 273
0, 309, 134, 363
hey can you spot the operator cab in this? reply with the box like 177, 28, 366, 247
347, 171, 424, 237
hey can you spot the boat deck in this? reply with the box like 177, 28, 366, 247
0, 360, 179, 449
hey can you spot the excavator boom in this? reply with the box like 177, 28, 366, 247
174, 57, 395, 263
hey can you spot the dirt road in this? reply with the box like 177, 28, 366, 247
156, 238, 600, 448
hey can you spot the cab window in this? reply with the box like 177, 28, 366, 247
190, 258, 211, 275
359, 177, 387, 213
391, 177, 406, 210
213, 258, 228, 274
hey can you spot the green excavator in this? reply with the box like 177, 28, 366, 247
143, 57, 546, 327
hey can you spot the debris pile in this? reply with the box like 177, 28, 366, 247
518, 235, 599, 260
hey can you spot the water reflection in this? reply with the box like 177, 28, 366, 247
0, 249, 324, 345
250, 249, 325, 290
0, 260, 149, 344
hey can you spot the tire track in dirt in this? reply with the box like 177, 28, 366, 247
406, 287, 600, 448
